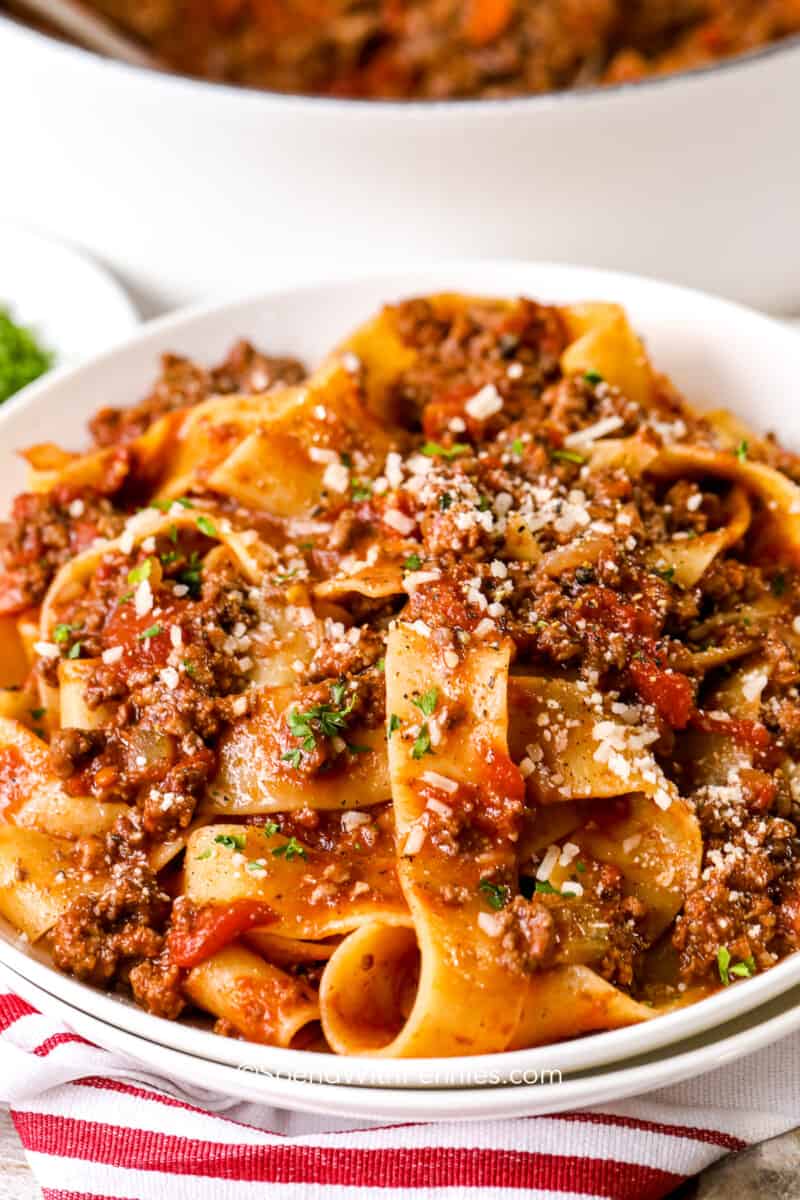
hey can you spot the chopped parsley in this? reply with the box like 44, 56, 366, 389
412, 687, 438, 717
178, 551, 203, 596
182, 659, 197, 678
151, 496, 194, 511
421, 441, 470, 460
550, 448, 586, 466
272, 836, 307, 861
351, 480, 372, 501
67, 642, 82, 659
388, 713, 401, 735
263, 821, 280, 837
534, 880, 562, 896
138, 623, 162, 640
127, 557, 154, 585
30, 707, 46, 721
583, 370, 604, 385
438, 493, 453, 511
0, 308, 52, 403
411, 724, 433, 759
479, 880, 510, 911
717, 946, 756, 986
214, 833, 246, 851
511, 437, 524, 457
53, 623, 75, 644
283, 682, 356, 765
403, 553, 422, 572
657, 566, 676, 583
196, 514, 218, 538
735, 439, 749, 463
282, 748, 303, 769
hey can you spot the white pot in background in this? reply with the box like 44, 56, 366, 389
2, 17, 799, 315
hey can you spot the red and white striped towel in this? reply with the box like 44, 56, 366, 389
2, 983, 799, 1200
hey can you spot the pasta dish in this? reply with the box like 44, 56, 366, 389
32, 0, 800, 100
1, 293, 799, 1058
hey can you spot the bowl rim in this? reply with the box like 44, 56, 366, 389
2, 9, 800, 119
2, 258, 800, 1087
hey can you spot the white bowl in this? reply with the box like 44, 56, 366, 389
2, 261, 800, 1097
1, 18, 799, 314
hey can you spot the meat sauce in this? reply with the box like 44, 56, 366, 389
4, 292, 800, 1040
79, 0, 800, 99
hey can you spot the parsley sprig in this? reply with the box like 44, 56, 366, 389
717, 946, 756, 986
282, 682, 356, 768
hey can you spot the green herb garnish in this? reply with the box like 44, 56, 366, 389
196, 515, 218, 538
388, 713, 401, 735
351, 481, 372, 501
403, 553, 422, 572
411, 724, 433, 759
438, 493, 453, 511
0, 308, 52, 403
272, 836, 307, 861
421, 441, 470, 460
735, 440, 749, 463
534, 880, 562, 896
511, 437, 524, 457
263, 821, 280, 837
67, 642, 82, 659
718, 946, 756, 986
412, 687, 438, 717
138, 624, 162, 640
584, 370, 604, 385
178, 551, 203, 596
127, 557, 154, 585
214, 833, 246, 851
284, 683, 356, 764
479, 880, 510, 911
550, 448, 586, 466
195, 849, 212, 860
53, 623, 74, 644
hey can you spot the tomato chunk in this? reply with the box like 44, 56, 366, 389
169, 899, 276, 969
629, 658, 694, 729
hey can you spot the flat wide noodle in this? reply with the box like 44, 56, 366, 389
212, 684, 390, 814
0, 716, 128, 838
0, 826, 100, 941
183, 942, 320, 1047
507, 965, 654, 1049
184, 817, 408, 939
334, 624, 528, 1057
509, 675, 678, 811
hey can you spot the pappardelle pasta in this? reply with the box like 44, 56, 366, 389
1, 293, 799, 1058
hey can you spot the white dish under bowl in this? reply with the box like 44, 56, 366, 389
6, 958, 800, 1121
0, 18, 799, 314
0, 224, 138, 366
2, 261, 800, 1103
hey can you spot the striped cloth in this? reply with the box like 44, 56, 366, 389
2, 985, 799, 1200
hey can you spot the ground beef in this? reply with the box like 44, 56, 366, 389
0, 487, 125, 616
50, 728, 107, 779
89, 340, 307, 447
51, 867, 169, 988
129, 952, 186, 1020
